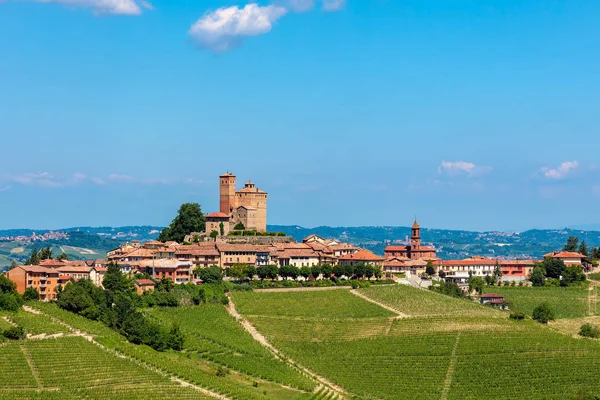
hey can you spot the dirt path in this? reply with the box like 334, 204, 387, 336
2, 316, 18, 327
440, 334, 461, 400
20, 344, 43, 389
21, 306, 229, 400
350, 289, 410, 318
226, 293, 349, 398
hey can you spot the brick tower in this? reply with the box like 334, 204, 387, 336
220, 172, 236, 214
410, 219, 421, 258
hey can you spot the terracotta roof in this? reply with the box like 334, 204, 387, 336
56, 266, 93, 274
500, 260, 536, 266
481, 293, 504, 299
216, 243, 259, 253
39, 259, 67, 268
19, 266, 59, 274
412, 220, 420, 229
328, 243, 357, 251
175, 244, 220, 257
442, 259, 497, 266
384, 258, 409, 267
58, 275, 71, 281
339, 249, 384, 262
135, 279, 155, 286
138, 259, 193, 269
385, 246, 408, 252
220, 172, 235, 177
64, 260, 87, 267
237, 187, 267, 194
545, 251, 586, 259
120, 248, 155, 258
206, 212, 230, 218
94, 267, 108, 272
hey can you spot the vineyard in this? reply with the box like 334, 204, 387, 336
233, 285, 600, 399
483, 286, 591, 319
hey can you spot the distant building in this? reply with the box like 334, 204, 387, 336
384, 220, 437, 261
5, 266, 69, 301
338, 249, 384, 268
544, 251, 593, 271
135, 279, 155, 295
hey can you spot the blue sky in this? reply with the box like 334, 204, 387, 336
0, 0, 599, 232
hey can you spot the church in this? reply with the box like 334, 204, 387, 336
205, 172, 268, 235
384, 220, 437, 260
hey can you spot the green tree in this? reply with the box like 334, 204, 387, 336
103, 262, 133, 294
425, 260, 435, 276
320, 264, 333, 279
210, 230, 219, 240
468, 276, 485, 295
26, 247, 40, 265
564, 236, 580, 252
579, 241, 589, 257
233, 222, 245, 231
155, 277, 175, 292
228, 263, 247, 281
494, 261, 503, 284
22, 287, 40, 302
0, 275, 17, 294
219, 222, 225, 236
333, 265, 345, 279
56, 252, 69, 261
543, 258, 567, 279
532, 303, 555, 324
244, 265, 257, 280
195, 265, 223, 284
374, 267, 383, 280
158, 203, 206, 243
300, 266, 311, 280
310, 265, 321, 280
3, 326, 26, 340
39, 246, 53, 260
0, 294, 20, 312
256, 265, 269, 281
167, 323, 185, 351
365, 265, 375, 280
530, 264, 546, 287
9, 260, 18, 270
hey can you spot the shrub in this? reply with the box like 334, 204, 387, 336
22, 287, 40, 302
3, 326, 26, 340
579, 323, 600, 339
532, 303, 555, 324
0, 293, 20, 312
509, 312, 525, 320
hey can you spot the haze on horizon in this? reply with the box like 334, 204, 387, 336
0, 1, 598, 232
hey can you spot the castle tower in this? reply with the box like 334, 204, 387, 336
411, 219, 421, 254
220, 173, 236, 214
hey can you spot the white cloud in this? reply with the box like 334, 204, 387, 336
437, 161, 491, 177
109, 173, 135, 182
189, 4, 287, 53
321, 0, 345, 11
0, 186, 11, 192
540, 161, 579, 180
12, 0, 152, 15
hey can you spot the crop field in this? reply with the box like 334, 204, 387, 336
483, 286, 591, 319
146, 305, 315, 391
8, 310, 71, 335
0, 337, 209, 399
234, 286, 600, 399
360, 284, 501, 317
33, 302, 315, 400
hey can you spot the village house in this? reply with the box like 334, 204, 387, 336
384, 220, 437, 261
175, 243, 221, 268
138, 259, 194, 284
5, 266, 69, 301
338, 249, 385, 268
135, 279, 156, 295
544, 251, 593, 271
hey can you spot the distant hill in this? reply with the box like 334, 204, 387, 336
268, 225, 600, 260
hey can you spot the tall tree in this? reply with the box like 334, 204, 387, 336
57, 252, 69, 261
579, 241, 589, 257
219, 222, 225, 236
9, 260, 18, 270
564, 236, 580, 252
39, 246, 53, 260
158, 203, 206, 243
26, 247, 40, 265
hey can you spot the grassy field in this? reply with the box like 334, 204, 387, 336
483, 286, 591, 319
234, 285, 600, 399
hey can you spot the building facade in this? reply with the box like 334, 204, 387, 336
384, 220, 437, 261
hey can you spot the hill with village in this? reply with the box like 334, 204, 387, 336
2, 225, 600, 269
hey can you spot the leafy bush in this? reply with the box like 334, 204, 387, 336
532, 303, 555, 324
195, 265, 223, 284
0, 293, 21, 312
579, 323, 600, 339
3, 326, 26, 340
509, 312, 525, 320
23, 287, 40, 302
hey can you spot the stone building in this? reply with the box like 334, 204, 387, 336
384, 220, 437, 261
206, 172, 268, 234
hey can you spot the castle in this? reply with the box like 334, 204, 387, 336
205, 172, 268, 235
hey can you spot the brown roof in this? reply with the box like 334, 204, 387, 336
121, 248, 155, 258
384, 258, 409, 267
175, 244, 220, 257
500, 260, 536, 266
339, 249, 384, 262
58, 275, 71, 281
64, 260, 87, 267
412, 220, 420, 229
545, 251, 586, 259
329, 243, 357, 251
385, 246, 408, 252
216, 243, 259, 253
442, 259, 497, 266
481, 293, 504, 299
138, 259, 193, 269
19, 266, 59, 275
56, 266, 93, 274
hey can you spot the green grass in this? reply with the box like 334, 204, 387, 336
146, 305, 315, 391
233, 289, 395, 319
235, 285, 600, 399
360, 284, 501, 317
483, 286, 590, 319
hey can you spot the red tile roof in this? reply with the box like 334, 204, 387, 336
545, 251, 586, 259
339, 249, 384, 262
412, 220, 420, 229
135, 279, 155, 286
206, 212, 230, 218
385, 246, 408, 252
39, 259, 66, 268
441, 259, 497, 266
